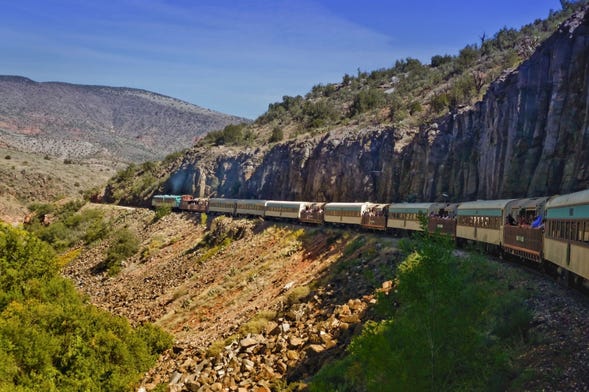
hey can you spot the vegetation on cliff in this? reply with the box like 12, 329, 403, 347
212, 1, 585, 144
0, 223, 172, 391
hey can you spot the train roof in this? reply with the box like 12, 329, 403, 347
235, 199, 267, 205
388, 202, 440, 213
265, 200, 306, 207
457, 199, 516, 210
325, 202, 366, 210
507, 197, 550, 211
209, 197, 238, 203
546, 189, 589, 209
364, 203, 389, 208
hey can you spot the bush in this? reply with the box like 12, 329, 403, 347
154, 205, 172, 221
430, 54, 453, 67
26, 203, 106, 251
429, 93, 450, 113
269, 127, 284, 143
103, 228, 139, 275
203, 123, 249, 146
349, 88, 386, 116
310, 226, 530, 391
0, 224, 171, 390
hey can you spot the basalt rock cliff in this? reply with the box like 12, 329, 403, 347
149, 7, 589, 203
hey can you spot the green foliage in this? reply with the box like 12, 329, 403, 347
407, 100, 422, 115
429, 92, 451, 113
342, 235, 365, 257
26, 202, 108, 252
103, 228, 139, 275
0, 225, 57, 309
0, 224, 171, 391
310, 229, 531, 391
269, 126, 284, 143
202, 123, 250, 146
430, 54, 454, 67
303, 100, 338, 128
350, 88, 386, 116
115, 163, 138, 183
154, 205, 172, 221
455, 44, 480, 73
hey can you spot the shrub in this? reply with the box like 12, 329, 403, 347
350, 88, 386, 116
154, 205, 172, 221
103, 228, 139, 275
429, 92, 450, 113
0, 224, 171, 390
430, 54, 453, 67
286, 286, 310, 306
310, 227, 531, 391
269, 127, 284, 143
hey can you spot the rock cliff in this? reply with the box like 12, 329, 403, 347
158, 7, 589, 203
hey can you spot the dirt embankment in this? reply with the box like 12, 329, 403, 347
63, 207, 589, 391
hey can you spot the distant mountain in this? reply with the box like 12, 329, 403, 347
0, 76, 248, 162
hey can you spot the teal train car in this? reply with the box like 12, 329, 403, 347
151, 194, 182, 209
544, 189, 589, 281
456, 199, 516, 245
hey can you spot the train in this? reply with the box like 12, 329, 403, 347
152, 189, 589, 287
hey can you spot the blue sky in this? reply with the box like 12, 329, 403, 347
0, 0, 563, 119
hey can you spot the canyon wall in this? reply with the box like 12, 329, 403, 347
161, 7, 589, 203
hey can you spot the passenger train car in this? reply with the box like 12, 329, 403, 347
152, 189, 589, 286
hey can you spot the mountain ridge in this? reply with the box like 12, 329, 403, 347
0, 76, 248, 163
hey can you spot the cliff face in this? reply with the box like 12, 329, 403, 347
433, 6, 589, 200
162, 7, 589, 203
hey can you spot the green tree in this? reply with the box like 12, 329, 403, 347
311, 224, 530, 391
103, 228, 139, 275
430, 54, 453, 67
0, 224, 172, 391
269, 127, 284, 143
455, 44, 480, 72
350, 88, 386, 116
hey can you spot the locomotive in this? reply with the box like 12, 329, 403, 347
152, 189, 589, 287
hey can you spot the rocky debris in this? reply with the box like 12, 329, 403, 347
141, 260, 589, 392
514, 277, 589, 391
140, 281, 387, 392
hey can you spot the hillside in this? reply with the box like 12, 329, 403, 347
104, 3, 589, 205
0, 146, 117, 225
0, 76, 248, 163
58, 205, 589, 391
